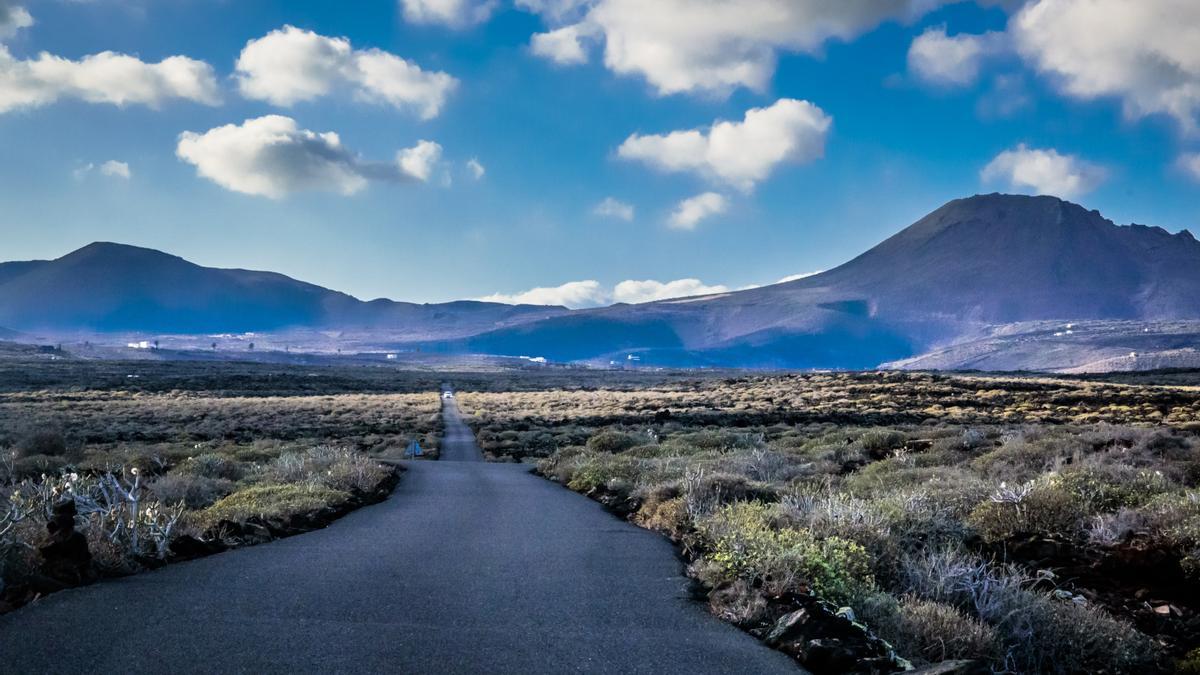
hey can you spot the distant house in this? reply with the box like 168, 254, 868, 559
386, 353, 398, 360
127, 340, 152, 350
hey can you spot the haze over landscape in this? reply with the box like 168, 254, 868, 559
4, 2, 1200, 674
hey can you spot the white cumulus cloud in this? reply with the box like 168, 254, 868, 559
592, 197, 634, 221
612, 279, 728, 304
1011, 0, 1200, 131
525, 0, 945, 96
99, 160, 130, 179
400, 0, 497, 28
478, 280, 608, 308
176, 115, 437, 199
0, 2, 32, 39
669, 192, 728, 230
908, 25, 1007, 87
530, 25, 591, 64
0, 45, 219, 114
980, 144, 1106, 199
479, 276, 730, 308
617, 99, 831, 192
466, 157, 485, 179
397, 140, 443, 182
1178, 153, 1200, 183
235, 25, 457, 119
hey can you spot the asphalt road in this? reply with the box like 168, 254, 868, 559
0, 394, 799, 674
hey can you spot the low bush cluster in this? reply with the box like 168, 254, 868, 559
537, 415, 1200, 672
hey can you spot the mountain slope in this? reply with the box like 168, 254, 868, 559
449, 194, 1200, 367
0, 242, 566, 335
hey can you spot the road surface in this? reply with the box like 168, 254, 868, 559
0, 392, 799, 674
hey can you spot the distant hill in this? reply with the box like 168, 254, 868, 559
6, 194, 1198, 371
0, 242, 566, 337
445, 194, 1200, 368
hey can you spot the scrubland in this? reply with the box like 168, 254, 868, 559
458, 371, 1200, 674
0, 360, 443, 611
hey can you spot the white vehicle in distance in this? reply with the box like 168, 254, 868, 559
442, 391, 454, 399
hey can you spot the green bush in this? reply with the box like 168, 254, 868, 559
566, 453, 642, 493
173, 453, 243, 481
586, 431, 650, 454
148, 474, 235, 509
855, 593, 1000, 665
859, 429, 906, 455
195, 483, 349, 527
967, 483, 1084, 541
696, 502, 873, 605
1052, 465, 1170, 513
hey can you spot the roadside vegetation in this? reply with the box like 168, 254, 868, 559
458, 371, 1200, 674
0, 359, 445, 613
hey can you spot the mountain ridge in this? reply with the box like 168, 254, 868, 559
2, 194, 1198, 370
0, 242, 567, 336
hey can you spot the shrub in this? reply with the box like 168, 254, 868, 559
586, 431, 649, 454
967, 482, 1084, 542
855, 593, 1000, 665
859, 429, 906, 455
635, 495, 689, 538
147, 474, 234, 509
195, 483, 349, 527
15, 429, 67, 458
173, 453, 242, 481
696, 502, 873, 604
1055, 465, 1171, 512
682, 470, 777, 519
259, 446, 387, 492
565, 453, 642, 493
897, 547, 1160, 674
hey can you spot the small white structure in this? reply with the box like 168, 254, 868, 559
127, 340, 152, 350
386, 353, 398, 360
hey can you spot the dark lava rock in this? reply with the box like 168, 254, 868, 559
38, 499, 91, 587
169, 535, 227, 562
763, 596, 904, 674
908, 660, 988, 675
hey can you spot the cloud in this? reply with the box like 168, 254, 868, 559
466, 157, 485, 179
1178, 153, 1200, 182
592, 197, 633, 221
399, 0, 497, 28
1011, 0, 1200, 131
176, 115, 435, 199
396, 140, 443, 182
515, 0, 591, 23
777, 271, 822, 283
235, 25, 457, 119
478, 280, 607, 308
980, 144, 1106, 199
669, 192, 727, 230
612, 278, 728, 304
908, 25, 1007, 87
618, 99, 830, 192
524, 0, 945, 96
99, 160, 130, 179
0, 2, 32, 39
530, 24, 591, 65
479, 276, 729, 308
0, 45, 219, 113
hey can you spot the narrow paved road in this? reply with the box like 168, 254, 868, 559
438, 388, 483, 462
0, 391, 798, 674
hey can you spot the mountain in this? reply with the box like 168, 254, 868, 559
6, 194, 1197, 370
0, 242, 566, 337
442, 194, 1200, 368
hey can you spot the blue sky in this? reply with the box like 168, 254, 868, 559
0, 0, 1197, 307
